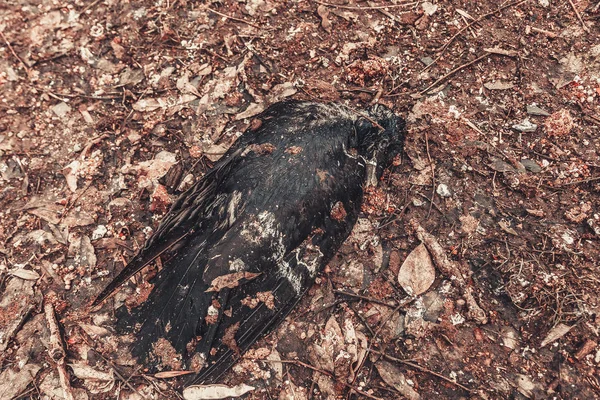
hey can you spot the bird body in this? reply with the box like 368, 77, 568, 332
94, 100, 405, 383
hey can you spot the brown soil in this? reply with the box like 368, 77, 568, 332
1, 0, 599, 399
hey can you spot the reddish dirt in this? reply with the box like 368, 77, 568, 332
1, 0, 599, 399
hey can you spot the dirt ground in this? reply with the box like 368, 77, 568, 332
1, 0, 600, 399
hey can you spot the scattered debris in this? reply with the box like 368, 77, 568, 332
545, 109, 574, 137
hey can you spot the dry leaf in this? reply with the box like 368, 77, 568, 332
63, 160, 80, 192
68, 235, 97, 269
69, 364, 113, 381
540, 323, 573, 347
0, 364, 41, 399
9, 268, 41, 281
398, 243, 435, 296
376, 361, 421, 400
183, 383, 255, 400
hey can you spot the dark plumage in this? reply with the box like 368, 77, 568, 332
93, 100, 405, 384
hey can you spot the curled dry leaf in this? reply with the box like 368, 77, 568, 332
125, 150, 178, 189
182, 383, 255, 400
398, 243, 435, 296
68, 363, 114, 394
63, 160, 80, 192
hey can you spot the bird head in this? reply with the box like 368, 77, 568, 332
355, 104, 405, 185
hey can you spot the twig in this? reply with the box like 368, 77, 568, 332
207, 7, 263, 30
568, 0, 590, 32
334, 289, 397, 307
556, 176, 600, 187
530, 26, 558, 38
0, 31, 30, 75
415, 192, 444, 216
424, 131, 435, 218
81, 0, 103, 13
370, 350, 473, 393
424, 0, 528, 71
44, 298, 75, 400
370, 87, 384, 105
314, 0, 419, 10
263, 359, 383, 399
77, 326, 148, 399
420, 52, 490, 95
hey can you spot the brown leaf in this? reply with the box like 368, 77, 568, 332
376, 361, 421, 400
540, 323, 573, 347
398, 243, 435, 296
9, 268, 40, 281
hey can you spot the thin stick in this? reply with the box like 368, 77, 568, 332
424, 131, 435, 218
557, 176, 600, 187
44, 300, 75, 400
333, 289, 397, 307
370, 350, 473, 393
314, 0, 419, 10
207, 8, 263, 30
567, 0, 590, 32
424, 0, 528, 71
0, 31, 30, 75
530, 26, 558, 38
420, 53, 490, 95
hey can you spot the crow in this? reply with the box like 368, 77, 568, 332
93, 100, 405, 384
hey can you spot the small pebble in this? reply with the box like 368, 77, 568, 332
436, 183, 451, 197
512, 119, 538, 132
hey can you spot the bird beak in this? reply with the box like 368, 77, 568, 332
365, 157, 378, 187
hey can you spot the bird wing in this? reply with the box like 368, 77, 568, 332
92, 144, 252, 306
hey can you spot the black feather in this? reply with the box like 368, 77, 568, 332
94, 100, 405, 384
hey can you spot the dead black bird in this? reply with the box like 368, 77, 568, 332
93, 100, 405, 384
